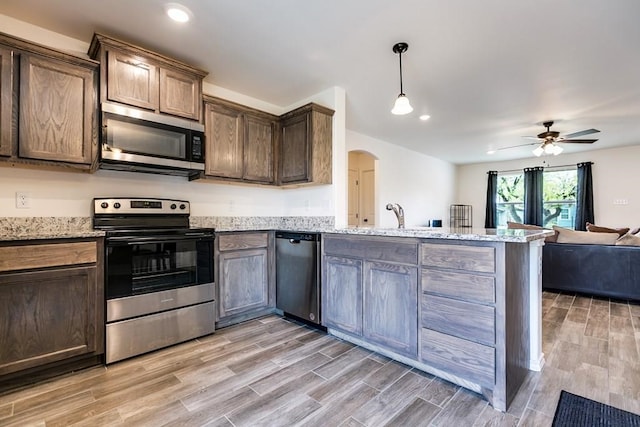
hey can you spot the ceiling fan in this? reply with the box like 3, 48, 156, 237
493, 121, 600, 156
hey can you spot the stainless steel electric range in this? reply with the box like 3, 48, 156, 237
93, 197, 215, 363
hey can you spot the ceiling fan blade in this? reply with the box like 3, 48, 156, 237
561, 128, 600, 139
558, 139, 598, 144
494, 142, 538, 151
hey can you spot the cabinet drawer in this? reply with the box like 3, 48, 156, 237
421, 269, 495, 304
218, 232, 269, 251
421, 294, 495, 346
420, 328, 495, 387
421, 243, 495, 273
0, 241, 97, 272
324, 235, 418, 265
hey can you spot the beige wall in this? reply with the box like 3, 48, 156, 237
456, 144, 640, 228
346, 130, 457, 228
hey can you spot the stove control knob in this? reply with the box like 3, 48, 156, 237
100, 202, 108, 209
170, 204, 177, 210
114, 202, 121, 209
179, 204, 186, 210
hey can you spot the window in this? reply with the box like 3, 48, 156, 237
542, 169, 577, 228
496, 168, 577, 228
496, 173, 524, 226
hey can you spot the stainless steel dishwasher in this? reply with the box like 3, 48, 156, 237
275, 231, 321, 325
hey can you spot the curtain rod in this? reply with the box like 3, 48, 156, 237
494, 162, 593, 174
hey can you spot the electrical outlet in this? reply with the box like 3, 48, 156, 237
16, 192, 31, 209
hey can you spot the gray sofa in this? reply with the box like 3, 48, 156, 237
542, 242, 640, 302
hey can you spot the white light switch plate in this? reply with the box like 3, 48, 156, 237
16, 192, 31, 209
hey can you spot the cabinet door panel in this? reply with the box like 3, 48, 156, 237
19, 55, 94, 164
218, 232, 268, 251
363, 261, 418, 357
421, 328, 495, 388
280, 112, 309, 183
204, 103, 243, 178
323, 256, 362, 335
243, 114, 274, 183
159, 68, 200, 120
0, 266, 99, 375
421, 269, 495, 304
421, 243, 495, 273
421, 294, 495, 346
218, 249, 269, 318
0, 46, 13, 157
107, 50, 158, 110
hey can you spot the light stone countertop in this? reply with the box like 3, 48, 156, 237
0, 216, 552, 243
326, 226, 554, 243
0, 217, 105, 242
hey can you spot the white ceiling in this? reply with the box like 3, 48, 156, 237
2, 0, 640, 165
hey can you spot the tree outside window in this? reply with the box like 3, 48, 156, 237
496, 168, 577, 228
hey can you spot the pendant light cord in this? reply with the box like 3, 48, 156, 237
398, 51, 404, 95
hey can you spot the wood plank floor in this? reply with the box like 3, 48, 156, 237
1, 291, 639, 426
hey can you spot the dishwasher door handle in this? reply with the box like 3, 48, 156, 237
289, 239, 301, 244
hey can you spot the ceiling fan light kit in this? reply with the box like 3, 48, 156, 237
533, 141, 563, 157
391, 42, 413, 115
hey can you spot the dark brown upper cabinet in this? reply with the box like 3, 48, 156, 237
243, 113, 276, 183
0, 32, 99, 171
201, 96, 277, 185
19, 54, 95, 164
200, 97, 333, 187
279, 103, 334, 186
0, 46, 13, 158
89, 33, 207, 121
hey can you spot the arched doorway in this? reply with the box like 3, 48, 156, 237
348, 150, 377, 227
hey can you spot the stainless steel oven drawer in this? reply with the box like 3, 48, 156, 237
106, 301, 215, 363
107, 282, 214, 322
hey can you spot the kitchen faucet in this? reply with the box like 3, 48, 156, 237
385, 203, 405, 228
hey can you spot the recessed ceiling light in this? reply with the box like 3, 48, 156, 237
166, 3, 191, 22
419, 114, 431, 121
487, 149, 496, 155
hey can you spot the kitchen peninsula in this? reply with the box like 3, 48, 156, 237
0, 216, 550, 412
321, 227, 551, 412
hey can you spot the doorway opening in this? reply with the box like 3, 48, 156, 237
348, 151, 377, 227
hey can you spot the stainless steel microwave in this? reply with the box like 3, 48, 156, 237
100, 102, 205, 177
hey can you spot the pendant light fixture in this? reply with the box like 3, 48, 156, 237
391, 42, 413, 115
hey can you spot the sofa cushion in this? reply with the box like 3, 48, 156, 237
616, 233, 640, 246
586, 222, 630, 237
507, 221, 557, 242
553, 226, 619, 245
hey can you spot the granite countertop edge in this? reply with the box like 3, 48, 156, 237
324, 227, 553, 242
1, 225, 551, 243
0, 231, 106, 241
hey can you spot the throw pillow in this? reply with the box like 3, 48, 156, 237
585, 222, 630, 237
553, 225, 619, 245
507, 221, 557, 242
630, 227, 640, 235
616, 233, 640, 246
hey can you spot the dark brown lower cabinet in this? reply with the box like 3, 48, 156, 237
0, 239, 104, 391
363, 260, 418, 358
323, 234, 532, 412
322, 235, 419, 358
215, 232, 275, 327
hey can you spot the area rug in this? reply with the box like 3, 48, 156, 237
553, 390, 640, 426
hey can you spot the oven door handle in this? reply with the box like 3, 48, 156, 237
107, 234, 214, 245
